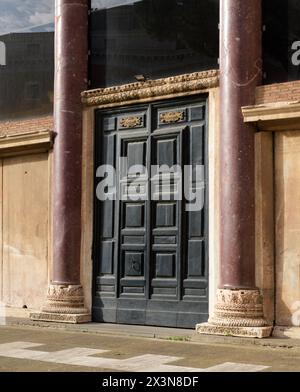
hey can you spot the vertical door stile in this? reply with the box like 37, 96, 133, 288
181, 125, 189, 300
145, 104, 152, 301
204, 98, 209, 283
115, 129, 121, 299
177, 127, 183, 303
93, 112, 101, 278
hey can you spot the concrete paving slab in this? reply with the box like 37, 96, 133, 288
0, 324, 299, 372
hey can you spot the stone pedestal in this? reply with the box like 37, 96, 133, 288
197, 289, 272, 338
30, 285, 90, 324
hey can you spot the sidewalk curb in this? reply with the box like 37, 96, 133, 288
4, 317, 300, 351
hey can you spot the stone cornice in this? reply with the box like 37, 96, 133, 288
82, 70, 219, 109
0, 130, 53, 157
242, 101, 300, 131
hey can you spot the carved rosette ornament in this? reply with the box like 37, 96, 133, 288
30, 284, 91, 323
197, 289, 273, 338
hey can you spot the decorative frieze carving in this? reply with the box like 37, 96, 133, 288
120, 116, 143, 129
160, 111, 185, 124
81, 70, 219, 108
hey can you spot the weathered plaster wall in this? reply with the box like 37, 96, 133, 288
244, 83, 300, 333
275, 131, 300, 327
0, 152, 51, 311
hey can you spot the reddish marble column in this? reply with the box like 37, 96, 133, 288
198, 0, 272, 337
52, 0, 88, 285
30, 0, 90, 323
219, 0, 261, 289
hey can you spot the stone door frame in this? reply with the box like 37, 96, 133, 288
80, 70, 221, 321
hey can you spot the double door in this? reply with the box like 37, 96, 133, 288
93, 97, 208, 328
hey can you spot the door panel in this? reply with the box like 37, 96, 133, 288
93, 97, 208, 328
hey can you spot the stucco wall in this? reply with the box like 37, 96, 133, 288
0, 150, 51, 311
247, 83, 300, 333
275, 131, 300, 327
254, 129, 300, 328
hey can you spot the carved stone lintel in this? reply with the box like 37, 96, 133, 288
81, 70, 219, 108
197, 289, 273, 338
30, 284, 91, 324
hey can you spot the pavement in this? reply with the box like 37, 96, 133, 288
0, 320, 299, 372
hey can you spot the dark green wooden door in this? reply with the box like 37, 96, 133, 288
93, 97, 208, 328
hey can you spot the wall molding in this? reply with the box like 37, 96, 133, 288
242, 101, 300, 131
81, 70, 219, 109
0, 130, 53, 157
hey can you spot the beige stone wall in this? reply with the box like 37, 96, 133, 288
81, 107, 94, 312
244, 93, 300, 332
0, 148, 51, 311
254, 129, 300, 328
275, 131, 300, 327
255, 132, 275, 325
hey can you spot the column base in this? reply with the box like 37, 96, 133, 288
196, 323, 272, 338
30, 312, 91, 324
30, 284, 91, 324
197, 289, 273, 339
